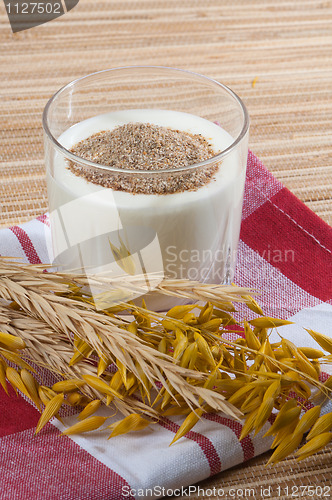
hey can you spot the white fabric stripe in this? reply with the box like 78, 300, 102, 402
197, 418, 247, 467
52, 408, 211, 499
21, 218, 52, 264
0, 227, 26, 259
0, 219, 51, 264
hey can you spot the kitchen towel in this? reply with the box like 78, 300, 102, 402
0, 151, 331, 500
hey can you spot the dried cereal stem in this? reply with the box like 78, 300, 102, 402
0, 256, 331, 465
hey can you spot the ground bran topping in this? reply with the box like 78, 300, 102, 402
68, 122, 220, 195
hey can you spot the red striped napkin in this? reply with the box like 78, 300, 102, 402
0, 151, 331, 499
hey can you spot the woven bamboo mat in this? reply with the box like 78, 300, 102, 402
0, 0, 331, 496
1, 0, 332, 229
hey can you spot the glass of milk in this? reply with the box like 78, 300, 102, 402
43, 67, 249, 311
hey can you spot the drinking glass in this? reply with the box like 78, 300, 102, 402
43, 66, 249, 311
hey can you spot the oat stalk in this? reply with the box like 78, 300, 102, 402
0, 256, 331, 465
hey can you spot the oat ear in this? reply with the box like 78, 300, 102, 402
0, 256, 331, 462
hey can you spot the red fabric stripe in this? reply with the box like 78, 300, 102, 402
36, 214, 50, 227
227, 325, 245, 338
242, 150, 283, 220
319, 371, 330, 383
0, 426, 134, 500
9, 226, 42, 264
203, 414, 255, 462
0, 386, 40, 437
287, 391, 314, 412
268, 413, 277, 425
271, 187, 332, 250
158, 416, 221, 476
240, 187, 332, 301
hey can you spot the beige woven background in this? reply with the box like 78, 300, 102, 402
1, 0, 332, 229
0, 0, 331, 496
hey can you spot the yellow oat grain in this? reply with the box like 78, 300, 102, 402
267, 432, 303, 465
20, 368, 41, 410
35, 393, 64, 434
82, 375, 123, 400
298, 347, 325, 359
97, 355, 110, 377
69, 341, 93, 366
249, 317, 293, 328
244, 296, 264, 315
292, 406, 321, 438
198, 303, 213, 324
240, 408, 259, 440
0, 331, 26, 350
263, 381, 280, 402
170, 408, 204, 445
66, 391, 83, 406
78, 400, 102, 421
254, 397, 275, 435
0, 358, 8, 395
158, 338, 167, 354
1, 351, 35, 372
166, 305, 195, 320
244, 321, 261, 350
296, 433, 332, 461
63, 416, 109, 435
306, 329, 332, 354
180, 342, 198, 369
307, 412, 332, 440
194, 332, 215, 366
108, 414, 151, 438
173, 330, 188, 359
6, 366, 31, 399
52, 379, 85, 393
264, 406, 301, 438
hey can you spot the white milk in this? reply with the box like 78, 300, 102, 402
47, 110, 245, 311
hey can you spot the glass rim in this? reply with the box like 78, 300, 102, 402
42, 65, 250, 175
